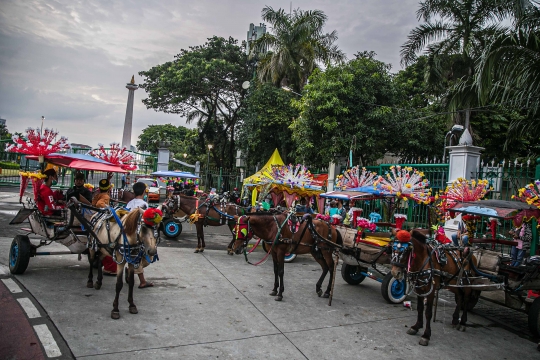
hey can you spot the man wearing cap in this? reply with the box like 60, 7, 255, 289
92, 179, 112, 208
66, 172, 92, 205
37, 169, 65, 216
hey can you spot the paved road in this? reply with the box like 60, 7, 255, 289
1, 189, 539, 359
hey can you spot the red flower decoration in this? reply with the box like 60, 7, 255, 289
88, 142, 138, 171
6, 128, 70, 156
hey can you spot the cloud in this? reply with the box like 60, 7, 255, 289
0, 0, 421, 148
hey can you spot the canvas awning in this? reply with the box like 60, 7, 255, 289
27, 153, 127, 173
242, 148, 285, 185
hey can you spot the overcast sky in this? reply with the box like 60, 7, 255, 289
0, 0, 421, 149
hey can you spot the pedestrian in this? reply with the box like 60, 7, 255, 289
121, 173, 126, 189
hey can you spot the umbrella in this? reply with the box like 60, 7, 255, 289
321, 190, 380, 200
150, 170, 199, 179
452, 199, 540, 219
27, 153, 126, 173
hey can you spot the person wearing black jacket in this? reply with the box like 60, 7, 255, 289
66, 172, 92, 205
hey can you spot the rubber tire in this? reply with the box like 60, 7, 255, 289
528, 296, 540, 336
9, 235, 31, 275
381, 272, 409, 304
262, 241, 296, 262
162, 218, 182, 239
341, 264, 366, 285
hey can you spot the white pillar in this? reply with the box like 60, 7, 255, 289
446, 145, 484, 183
157, 146, 170, 172
327, 161, 337, 191
122, 76, 138, 149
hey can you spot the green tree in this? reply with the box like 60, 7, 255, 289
237, 82, 298, 166
139, 36, 250, 168
292, 52, 399, 167
136, 124, 189, 154
0, 124, 10, 140
251, 6, 345, 93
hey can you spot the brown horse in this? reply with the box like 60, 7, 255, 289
231, 213, 342, 301
390, 229, 478, 346
168, 194, 252, 253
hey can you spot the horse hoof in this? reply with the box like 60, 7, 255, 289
86, 281, 93, 288
275, 296, 283, 301
317, 289, 323, 297
129, 306, 138, 314
194, 248, 200, 253
419, 337, 429, 346
322, 293, 330, 298
199, 248, 205, 253
455, 324, 461, 331
459, 325, 466, 332
269, 291, 278, 296
406, 328, 418, 335
94, 282, 102, 290
111, 311, 120, 320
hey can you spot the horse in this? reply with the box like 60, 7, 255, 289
390, 229, 478, 346
83, 206, 159, 319
231, 212, 342, 301
167, 194, 253, 253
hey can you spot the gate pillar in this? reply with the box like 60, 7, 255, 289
446, 145, 484, 183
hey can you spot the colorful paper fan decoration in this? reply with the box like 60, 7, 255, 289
5, 128, 70, 156
335, 166, 377, 189
264, 164, 314, 189
88, 143, 138, 171
444, 178, 491, 204
513, 180, 540, 209
374, 166, 431, 204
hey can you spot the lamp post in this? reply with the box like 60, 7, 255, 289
281, 86, 302, 97
206, 144, 213, 190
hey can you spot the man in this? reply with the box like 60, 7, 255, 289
36, 169, 65, 216
121, 173, 126, 189
451, 215, 469, 247
66, 172, 92, 205
125, 182, 153, 288
295, 198, 313, 214
92, 179, 112, 208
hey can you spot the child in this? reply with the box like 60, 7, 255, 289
369, 208, 382, 230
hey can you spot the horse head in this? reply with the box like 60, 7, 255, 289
391, 229, 430, 281
232, 215, 253, 254
123, 208, 160, 257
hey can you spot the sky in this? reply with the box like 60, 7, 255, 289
0, 0, 421, 149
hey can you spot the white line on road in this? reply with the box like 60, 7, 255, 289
0, 209, 18, 215
17, 297, 41, 318
1, 278, 22, 293
0, 265, 8, 275
33, 324, 62, 358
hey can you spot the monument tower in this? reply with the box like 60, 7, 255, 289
121, 75, 138, 149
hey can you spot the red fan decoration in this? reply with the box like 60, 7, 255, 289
5, 128, 70, 156
88, 143, 138, 171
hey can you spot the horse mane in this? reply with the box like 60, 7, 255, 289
123, 208, 142, 236
411, 229, 428, 244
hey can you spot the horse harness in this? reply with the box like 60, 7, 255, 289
392, 239, 474, 297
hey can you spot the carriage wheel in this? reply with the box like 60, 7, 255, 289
381, 272, 409, 304
261, 241, 296, 262
9, 235, 31, 275
162, 218, 182, 239
528, 296, 540, 336
341, 264, 366, 285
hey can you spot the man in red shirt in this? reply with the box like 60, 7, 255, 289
36, 169, 65, 216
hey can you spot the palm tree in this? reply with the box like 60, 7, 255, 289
401, 0, 506, 136
251, 6, 345, 93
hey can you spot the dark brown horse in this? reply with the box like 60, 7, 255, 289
391, 229, 478, 346
231, 213, 342, 301
169, 194, 252, 253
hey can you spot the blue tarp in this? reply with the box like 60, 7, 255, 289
150, 170, 199, 179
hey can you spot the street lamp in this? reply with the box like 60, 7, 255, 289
206, 144, 213, 190
281, 86, 302, 97
183, 153, 187, 159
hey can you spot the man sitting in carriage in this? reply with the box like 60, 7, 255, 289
66, 172, 92, 205
36, 169, 65, 216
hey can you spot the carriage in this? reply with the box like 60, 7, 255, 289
443, 200, 540, 336
319, 189, 410, 304
7, 153, 128, 275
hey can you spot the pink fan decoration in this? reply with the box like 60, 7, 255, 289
5, 128, 70, 156
335, 166, 377, 189
265, 164, 316, 189
374, 166, 431, 204
88, 143, 138, 171
444, 178, 491, 207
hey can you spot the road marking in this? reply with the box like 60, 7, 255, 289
17, 297, 41, 318
1, 278, 22, 293
0, 209, 18, 215
33, 324, 62, 358
0, 265, 8, 275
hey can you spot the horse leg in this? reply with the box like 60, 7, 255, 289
276, 250, 285, 301
270, 250, 279, 296
227, 224, 235, 255
452, 291, 462, 328
111, 263, 125, 319
200, 226, 206, 253
458, 289, 470, 332
127, 264, 138, 314
312, 255, 328, 297
407, 295, 424, 335
323, 251, 335, 298
94, 255, 103, 290
419, 292, 435, 346
194, 223, 202, 253
86, 252, 94, 288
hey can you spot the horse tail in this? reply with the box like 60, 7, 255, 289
123, 208, 142, 236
